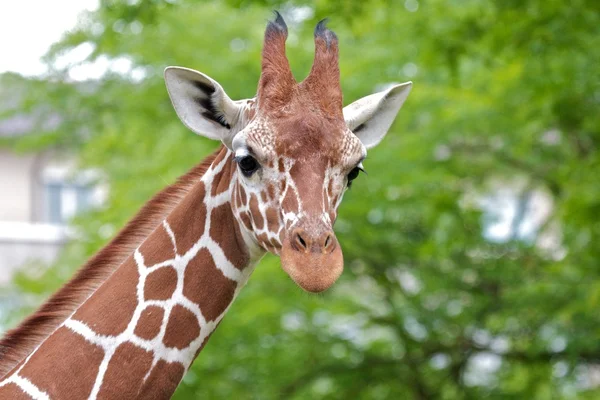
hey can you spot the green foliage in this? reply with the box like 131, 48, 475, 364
2, 0, 600, 398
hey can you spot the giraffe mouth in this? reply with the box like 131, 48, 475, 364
280, 229, 344, 293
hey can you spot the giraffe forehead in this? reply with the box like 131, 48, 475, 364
244, 118, 275, 155
244, 115, 364, 166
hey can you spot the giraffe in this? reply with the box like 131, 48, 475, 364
0, 13, 411, 399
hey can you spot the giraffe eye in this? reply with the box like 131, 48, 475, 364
347, 167, 362, 188
236, 155, 260, 177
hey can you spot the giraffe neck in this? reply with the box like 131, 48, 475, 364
0, 147, 263, 399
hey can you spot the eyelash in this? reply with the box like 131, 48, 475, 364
347, 163, 365, 188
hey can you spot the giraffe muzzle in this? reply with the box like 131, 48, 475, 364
280, 227, 344, 293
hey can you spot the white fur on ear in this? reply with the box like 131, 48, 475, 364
343, 82, 412, 149
164, 67, 242, 146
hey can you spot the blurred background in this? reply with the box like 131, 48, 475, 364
0, 0, 599, 398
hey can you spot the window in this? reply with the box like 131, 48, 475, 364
40, 160, 105, 226
44, 181, 94, 224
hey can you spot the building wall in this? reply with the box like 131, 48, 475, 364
0, 149, 37, 222
0, 222, 66, 284
0, 150, 67, 283
0, 148, 105, 283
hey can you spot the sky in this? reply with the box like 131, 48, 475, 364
0, 0, 98, 76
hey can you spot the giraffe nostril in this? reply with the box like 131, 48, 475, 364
296, 233, 307, 249
322, 233, 335, 253
291, 228, 310, 252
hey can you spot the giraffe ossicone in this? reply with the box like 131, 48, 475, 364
0, 12, 411, 399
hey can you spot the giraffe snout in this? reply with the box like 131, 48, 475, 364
280, 224, 343, 293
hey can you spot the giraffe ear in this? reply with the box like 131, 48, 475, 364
343, 82, 412, 149
164, 66, 242, 146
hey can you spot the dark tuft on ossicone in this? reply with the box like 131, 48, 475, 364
314, 18, 338, 49
265, 10, 288, 37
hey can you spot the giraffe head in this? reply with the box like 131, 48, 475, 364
164, 13, 411, 292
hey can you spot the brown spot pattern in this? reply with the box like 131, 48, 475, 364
211, 157, 234, 196
183, 249, 237, 321
20, 327, 103, 399
332, 194, 340, 208
267, 183, 276, 200
266, 207, 279, 233
134, 306, 164, 340
163, 305, 200, 349
329, 210, 337, 224
282, 188, 298, 215
97, 343, 153, 399
279, 230, 286, 244
239, 185, 247, 205
144, 267, 177, 301
167, 182, 206, 255
212, 146, 228, 165
138, 225, 174, 266
233, 185, 241, 208
257, 233, 271, 251
0, 147, 223, 381
73, 257, 139, 336
240, 212, 253, 231
249, 194, 264, 230
210, 204, 249, 269
138, 360, 185, 400
0, 383, 32, 399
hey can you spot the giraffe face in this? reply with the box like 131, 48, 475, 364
230, 109, 366, 292
164, 14, 412, 292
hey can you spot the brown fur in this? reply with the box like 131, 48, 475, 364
19, 326, 105, 398
71, 256, 139, 336
98, 342, 154, 399
0, 146, 223, 378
